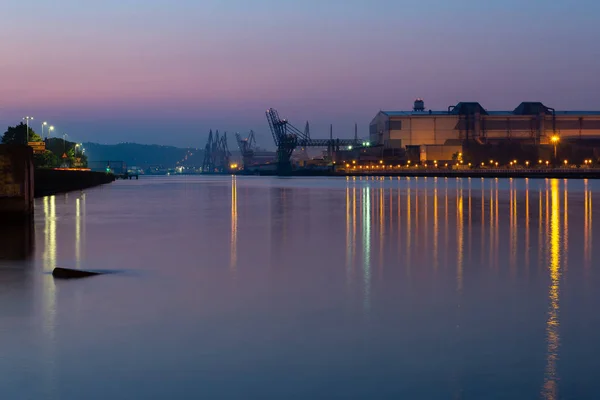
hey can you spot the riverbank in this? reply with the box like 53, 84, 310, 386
35, 169, 115, 197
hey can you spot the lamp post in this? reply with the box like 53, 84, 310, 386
42, 121, 47, 139
551, 135, 560, 161
48, 126, 54, 138
23, 116, 34, 143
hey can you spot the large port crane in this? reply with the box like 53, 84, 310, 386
266, 108, 361, 174
202, 130, 231, 173
235, 130, 257, 168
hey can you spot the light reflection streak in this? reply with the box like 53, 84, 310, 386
42, 196, 58, 400
414, 186, 419, 250
563, 180, 568, 273
230, 176, 237, 275
379, 187, 384, 276
353, 186, 357, 279
542, 179, 561, 399
444, 183, 449, 268
388, 187, 393, 238
481, 182, 485, 265
525, 180, 530, 273
406, 186, 412, 274
584, 180, 592, 272
346, 185, 352, 287
397, 186, 401, 260
509, 179, 517, 277
489, 183, 494, 268
456, 183, 464, 293
424, 184, 428, 253
495, 179, 499, 269
362, 187, 371, 312
468, 179, 472, 262
75, 197, 81, 270
433, 186, 438, 270
539, 188, 544, 269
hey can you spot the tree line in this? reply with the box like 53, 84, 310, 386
1, 122, 88, 168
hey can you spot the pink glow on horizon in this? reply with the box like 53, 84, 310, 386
2, 0, 600, 146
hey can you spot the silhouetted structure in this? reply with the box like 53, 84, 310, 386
202, 130, 231, 173
235, 131, 256, 168
265, 108, 361, 174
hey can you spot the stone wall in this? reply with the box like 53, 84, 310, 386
0, 145, 34, 220
34, 169, 115, 198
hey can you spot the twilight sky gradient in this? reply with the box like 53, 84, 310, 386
2, 0, 600, 147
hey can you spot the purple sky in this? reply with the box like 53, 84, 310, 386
2, 0, 599, 148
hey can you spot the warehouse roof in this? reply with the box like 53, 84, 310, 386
380, 101, 600, 117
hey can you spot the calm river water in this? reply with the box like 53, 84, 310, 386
0, 176, 599, 399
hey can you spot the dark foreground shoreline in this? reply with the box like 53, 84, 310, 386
35, 169, 115, 197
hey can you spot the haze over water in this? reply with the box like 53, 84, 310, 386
0, 176, 599, 399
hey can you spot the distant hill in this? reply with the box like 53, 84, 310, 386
83, 142, 205, 169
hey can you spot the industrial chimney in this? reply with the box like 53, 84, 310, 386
413, 98, 425, 112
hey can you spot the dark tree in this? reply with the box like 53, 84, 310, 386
1, 123, 42, 144
33, 151, 59, 168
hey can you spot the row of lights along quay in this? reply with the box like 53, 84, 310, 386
335, 156, 600, 179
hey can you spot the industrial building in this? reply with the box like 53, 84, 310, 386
370, 100, 600, 150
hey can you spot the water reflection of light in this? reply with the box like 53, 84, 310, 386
468, 179, 472, 259
433, 186, 438, 270
362, 187, 371, 312
456, 184, 464, 293
44, 196, 57, 272
379, 187, 385, 275
42, 195, 57, 340
584, 180, 592, 272
423, 184, 428, 253
397, 186, 401, 260
563, 180, 568, 273
509, 179, 518, 277
525, 180, 530, 272
75, 197, 81, 269
481, 183, 485, 265
230, 176, 237, 274
406, 186, 412, 271
42, 196, 58, 400
489, 183, 494, 268
539, 188, 544, 268
495, 179, 499, 269
346, 185, 354, 286
444, 183, 449, 266
542, 179, 561, 399
353, 186, 357, 278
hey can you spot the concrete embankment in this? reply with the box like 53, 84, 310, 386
339, 168, 600, 179
0, 145, 34, 221
34, 169, 115, 197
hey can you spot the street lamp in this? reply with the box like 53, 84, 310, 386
48, 126, 54, 137
22, 116, 34, 143
551, 135, 560, 159
42, 121, 47, 139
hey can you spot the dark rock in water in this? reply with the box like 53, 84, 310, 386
52, 267, 102, 279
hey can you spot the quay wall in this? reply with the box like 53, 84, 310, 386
35, 169, 115, 198
0, 145, 34, 220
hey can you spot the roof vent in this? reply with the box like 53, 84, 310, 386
413, 98, 425, 112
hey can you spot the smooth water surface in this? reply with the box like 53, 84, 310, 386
1, 176, 599, 399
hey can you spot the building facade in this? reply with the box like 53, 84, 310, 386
370, 101, 600, 149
